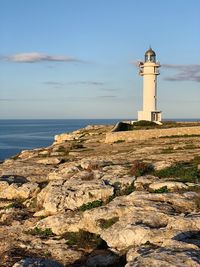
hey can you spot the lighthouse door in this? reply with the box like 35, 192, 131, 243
152, 112, 158, 122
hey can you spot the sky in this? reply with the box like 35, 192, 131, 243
0, 0, 200, 119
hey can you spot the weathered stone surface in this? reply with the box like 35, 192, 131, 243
13, 258, 64, 267
0, 181, 39, 199
126, 248, 200, 267
149, 181, 188, 191
36, 179, 113, 214
0, 161, 53, 183
36, 157, 61, 165
134, 175, 160, 190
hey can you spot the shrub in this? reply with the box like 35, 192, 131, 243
98, 217, 119, 229
154, 161, 200, 182
78, 200, 103, 212
153, 186, 169, 193
4, 199, 25, 210
63, 230, 107, 249
130, 160, 154, 177
27, 227, 54, 237
132, 120, 158, 127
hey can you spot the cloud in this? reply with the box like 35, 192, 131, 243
67, 81, 104, 86
3, 52, 83, 63
163, 64, 200, 82
96, 95, 117, 98
100, 88, 120, 92
44, 81, 104, 87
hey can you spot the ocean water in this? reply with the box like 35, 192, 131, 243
0, 119, 120, 161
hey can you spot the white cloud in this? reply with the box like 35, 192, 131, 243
163, 64, 200, 82
3, 52, 83, 63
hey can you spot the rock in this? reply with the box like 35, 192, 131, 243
36, 157, 61, 165
0, 181, 39, 199
36, 179, 113, 214
13, 258, 64, 267
134, 175, 160, 190
87, 250, 119, 267
80, 159, 113, 170
126, 247, 200, 267
149, 181, 188, 192
48, 163, 79, 180
36, 213, 83, 234
0, 161, 53, 183
153, 161, 172, 170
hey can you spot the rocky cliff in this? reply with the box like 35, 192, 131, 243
0, 124, 200, 266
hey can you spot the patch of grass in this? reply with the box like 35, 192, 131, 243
154, 160, 200, 183
159, 147, 174, 154
132, 120, 158, 127
27, 227, 54, 237
153, 186, 169, 193
194, 195, 200, 210
78, 200, 103, 212
63, 230, 107, 249
159, 134, 200, 139
107, 181, 135, 203
114, 140, 125, 143
98, 217, 119, 229
130, 160, 154, 177
4, 199, 25, 210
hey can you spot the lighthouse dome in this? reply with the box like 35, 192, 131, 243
145, 47, 156, 62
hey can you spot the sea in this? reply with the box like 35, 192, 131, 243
0, 119, 120, 161
1, 119, 200, 162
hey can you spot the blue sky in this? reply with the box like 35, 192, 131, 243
1, 0, 200, 119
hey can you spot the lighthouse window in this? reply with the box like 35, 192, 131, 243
150, 55, 155, 62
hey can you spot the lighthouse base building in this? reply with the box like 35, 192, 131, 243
138, 48, 162, 124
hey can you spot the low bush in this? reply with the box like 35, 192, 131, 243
78, 200, 103, 212
154, 161, 200, 183
132, 120, 158, 127
153, 186, 169, 193
98, 217, 119, 229
27, 227, 54, 237
130, 160, 154, 177
63, 230, 107, 249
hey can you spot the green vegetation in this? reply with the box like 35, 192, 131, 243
4, 199, 25, 210
159, 147, 175, 154
98, 217, 119, 229
130, 160, 154, 177
78, 200, 103, 211
154, 158, 200, 182
107, 181, 135, 203
27, 227, 54, 237
153, 186, 169, 193
113, 140, 125, 143
63, 230, 107, 249
159, 134, 200, 139
132, 120, 158, 127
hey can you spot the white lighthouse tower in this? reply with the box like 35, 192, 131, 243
138, 47, 162, 123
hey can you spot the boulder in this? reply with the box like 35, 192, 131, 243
149, 181, 188, 192
13, 258, 64, 267
36, 179, 113, 214
0, 181, 39, 200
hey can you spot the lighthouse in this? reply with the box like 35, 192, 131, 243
138, 48, 162, 123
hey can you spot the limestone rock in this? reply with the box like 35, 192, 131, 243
13, 258, 64, 267
87, 250, 120, 267
0, 181, 39, 200
134, 175, 160, 190
36, 157, 61, 165
126, 248, 200, 267
36, 179, 113, 214
149, 181, 188, 191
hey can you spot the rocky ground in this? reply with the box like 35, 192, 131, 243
0, 124, 200, 266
